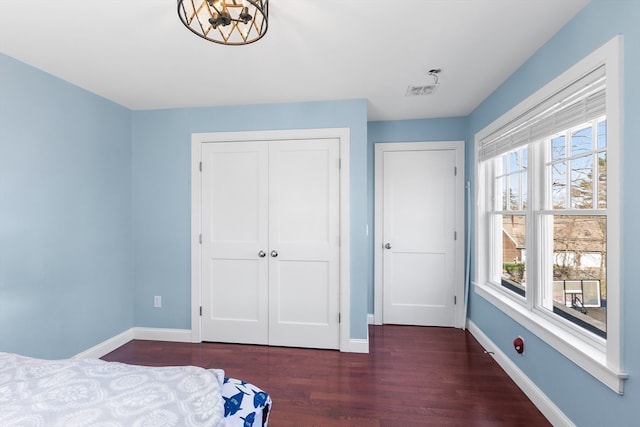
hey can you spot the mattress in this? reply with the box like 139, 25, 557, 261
0, 352, 270, 427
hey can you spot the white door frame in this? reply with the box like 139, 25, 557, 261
191, 128, 352, 351
374, 141, 465, 328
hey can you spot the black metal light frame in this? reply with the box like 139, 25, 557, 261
177, 0, 269, 46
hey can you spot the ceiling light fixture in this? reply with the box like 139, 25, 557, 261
406, 68, 442, 96
177, 0, 269, 46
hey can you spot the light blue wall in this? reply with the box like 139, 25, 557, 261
1, 1, 638, 423
466, 1, 639, 426
366, 118, 469, 312
132, 100, 370, 339
0, 54, 134, 359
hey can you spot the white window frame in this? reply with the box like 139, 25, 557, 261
474, 36, 627, 394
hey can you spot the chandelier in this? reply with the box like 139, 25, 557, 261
177, 0, 269, 46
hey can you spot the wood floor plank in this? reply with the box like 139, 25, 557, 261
102, 325, 551, 426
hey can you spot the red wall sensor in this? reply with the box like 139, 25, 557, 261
513, 337, 524, 354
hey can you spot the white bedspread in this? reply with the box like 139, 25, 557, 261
0, 352, 225, 427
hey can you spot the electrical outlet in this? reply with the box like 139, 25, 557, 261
154, 296, 161, 308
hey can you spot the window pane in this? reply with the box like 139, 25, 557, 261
571, 126, 593, 156
598, 152, 607, 209
498, 150, 524, 212
551, 135, 565, 161
501, 214, 526, 297
552, 161, 567, 209
499, 149, 527, 212
570, 155, 594, 209
546, 215, 606, 338
597, 120, 607, 149
497, 175, 507, 210
522, 170, 528, 209
509, 151, 518, 174
509, 174, 520, 210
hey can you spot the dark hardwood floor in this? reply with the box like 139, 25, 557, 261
102, 325, 550, 427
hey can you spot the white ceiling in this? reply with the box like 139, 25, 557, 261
0, 0, 588, 121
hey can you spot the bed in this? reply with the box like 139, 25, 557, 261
0, 352, 271, 427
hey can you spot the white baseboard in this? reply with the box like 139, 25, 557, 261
345, 319, 370, 353
343, 338, 369, 354
75, 327, 368, 358
73, 327, 192, 359
133, 327, 193, 343
466, 321, 575, 427
72, 328, 135, 360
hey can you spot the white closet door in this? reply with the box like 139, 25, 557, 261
200, 138, 340, 349
268, 139, 340, 349
201, 142, 269, 344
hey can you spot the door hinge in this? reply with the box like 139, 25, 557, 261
454, 231, 457, 240
199, 234, 202, 244
199, 161, 202, 172
454, 296, 457, 305
339, 158, 342, 169
199, 306, 202, 316
454, 166, 457, 176
338, 313, 341, 323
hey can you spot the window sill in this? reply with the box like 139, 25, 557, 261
474, 281, 627, 394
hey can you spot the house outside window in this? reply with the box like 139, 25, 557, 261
474, 36, 626, 393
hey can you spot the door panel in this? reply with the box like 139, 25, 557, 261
209, 259, 261, 321
268, 139, 340, 349
201, 142, 269, 344
389, 252, 446, 306
382, 149, 456, 326
275, 260, 330, 324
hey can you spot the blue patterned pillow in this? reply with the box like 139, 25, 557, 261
221, 377, 271, 427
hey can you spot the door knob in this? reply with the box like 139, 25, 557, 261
270, 250, 278, 257
384, 243, 392, 249
258, 250, 266, 258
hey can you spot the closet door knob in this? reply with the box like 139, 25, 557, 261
270, 250, 278, 258
384, 243, 392, 249
258, 250, 266, 258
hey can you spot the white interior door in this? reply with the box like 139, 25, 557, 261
200, 138, 340, 349
378, 145, 459, 326
268, 139, 340, 349
201, 142, 269, 344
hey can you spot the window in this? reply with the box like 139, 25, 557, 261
544, 119, 607, 338
494, 147, 528, 298
475, 36, 626, 393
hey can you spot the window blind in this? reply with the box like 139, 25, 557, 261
479, 65, 606, 162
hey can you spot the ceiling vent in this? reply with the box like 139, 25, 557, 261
405, 84, 438, 96
405, 68, 442, 96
